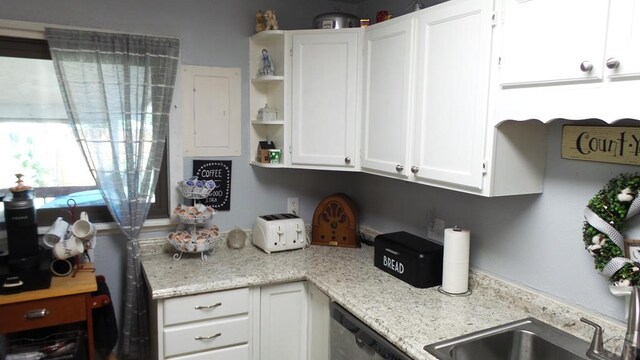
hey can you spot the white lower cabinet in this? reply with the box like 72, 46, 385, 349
259, 281, 308, 360
164, 317, 250, 357
151, 287, 255, 360
307, 283, 330, 360
151, 281, 324, 360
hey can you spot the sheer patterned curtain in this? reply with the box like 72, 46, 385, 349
45, 28, 179, 359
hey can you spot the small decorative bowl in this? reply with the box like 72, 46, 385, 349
173, 204, 216, 224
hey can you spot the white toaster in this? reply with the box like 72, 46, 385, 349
252, 213, 306, 254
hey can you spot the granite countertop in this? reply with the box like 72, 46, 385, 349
141, 239, 626, 360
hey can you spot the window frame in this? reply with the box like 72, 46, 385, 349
0, 36, 169, 225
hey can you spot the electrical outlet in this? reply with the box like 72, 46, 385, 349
287, 197, 299, 215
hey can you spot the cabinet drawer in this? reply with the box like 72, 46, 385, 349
169, 343, 249, 360
0, 294, 86, 333
164, 316, 249, 357
164, 288, 249, 325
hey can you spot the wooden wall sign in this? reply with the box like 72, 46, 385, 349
192, 160, 232, 210
561, 125, 640, 166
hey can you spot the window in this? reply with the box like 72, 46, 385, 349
0, 36, 168, 226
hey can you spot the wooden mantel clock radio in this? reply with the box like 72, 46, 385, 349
311, 193, 359, 248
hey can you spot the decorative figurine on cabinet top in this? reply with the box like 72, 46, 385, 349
255, 10, 266, 33
264, 9, 279, 30
258, 48, 275, 77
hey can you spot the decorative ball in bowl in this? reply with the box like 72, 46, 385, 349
173, 203, 216, 224
166, 228, 220, 253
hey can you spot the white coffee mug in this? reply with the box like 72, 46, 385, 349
43, 217, 69, 248
53, 236, 85, 260
72, 211, 96, 240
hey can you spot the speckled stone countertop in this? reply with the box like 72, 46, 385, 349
141, 237, 626, 360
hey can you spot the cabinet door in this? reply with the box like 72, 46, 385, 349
307, 284, 330, 360
260, 282, 307, 360
361, 19, 415, 178
605, 0, 640, 79
290, 31, 359, 168
499, 0, 608, 86
182, 65, 241, 156
412, 0, 493, 190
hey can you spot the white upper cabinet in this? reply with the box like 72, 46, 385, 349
605, 0, 640, 80
499, 0, 608, 86
289, 30, 361, 169
496, 0, 640, 122
361, 17, 415, 178
412, 0, 494, 190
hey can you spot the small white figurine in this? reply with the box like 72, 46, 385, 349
259, 48, 275, 76
264, 9, 279, 30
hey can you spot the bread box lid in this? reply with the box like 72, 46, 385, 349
375, 231, 442, 254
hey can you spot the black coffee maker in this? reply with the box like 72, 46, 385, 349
1, 174, 51, 293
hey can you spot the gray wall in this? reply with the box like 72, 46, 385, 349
1, 0, 634, 334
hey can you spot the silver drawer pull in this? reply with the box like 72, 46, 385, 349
194, 302, 222, 310
25, 309, 50, 319
195, 333, 221, 341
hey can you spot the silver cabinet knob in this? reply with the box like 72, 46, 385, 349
410, 166, 419, 174
580, 61, 593, 72
395, 164, 404, 172
606, 57, 620, 69
344, 157, 351, 164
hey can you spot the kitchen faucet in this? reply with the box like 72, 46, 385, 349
581, 285, 640, 360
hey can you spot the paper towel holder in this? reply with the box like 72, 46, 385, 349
438, 225, 472, 297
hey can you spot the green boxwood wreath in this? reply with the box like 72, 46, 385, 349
583, 173, 640, 286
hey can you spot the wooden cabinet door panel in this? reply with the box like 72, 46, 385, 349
361, 19, 415, 177
500, 0, 608, 86
163, 316, 249, 358
291, 31, 359, 168
413, 0, 493, 189
606, 0, 640, 79
259, 282, 307, 360
164, 288, 249, 326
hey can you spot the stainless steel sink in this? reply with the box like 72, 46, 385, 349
424, 317, 591, 360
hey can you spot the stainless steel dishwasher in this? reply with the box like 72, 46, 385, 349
330, 302, 413, 360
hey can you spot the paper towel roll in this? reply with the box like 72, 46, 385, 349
441, 227, 470, 294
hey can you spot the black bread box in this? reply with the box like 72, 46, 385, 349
374, 231, 443, 288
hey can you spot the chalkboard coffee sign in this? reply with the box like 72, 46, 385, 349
192, 160, 232, 210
